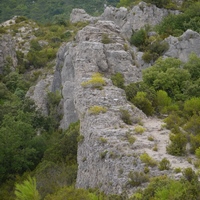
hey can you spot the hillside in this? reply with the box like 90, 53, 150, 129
1, 0, 200, 199
0, 0, 119, 24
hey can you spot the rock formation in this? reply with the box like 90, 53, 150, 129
0, 34, 17, 74
51, 5, 198, 194
164, 30, 200, 62
70, 2, 179, 39
2, 1, 199, 195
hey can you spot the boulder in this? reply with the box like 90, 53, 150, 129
164, 30, 200, 62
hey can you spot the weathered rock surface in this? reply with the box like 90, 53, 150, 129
164, 30, 200, 62
26, 74, 54, 115
52, 4, 200, 194
70, 9, 98, 24
0, 34, 17, 74
70, 2, 179, 39
2, 1, 199, 195
55, 19, 143, 129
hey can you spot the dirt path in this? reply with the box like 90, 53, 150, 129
138, 117, 196, 170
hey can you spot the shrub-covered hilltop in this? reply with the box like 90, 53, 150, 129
0, 0, 119, 24
1, 0, 200, 199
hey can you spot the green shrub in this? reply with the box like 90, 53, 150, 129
15, 16, 28, 23
141, 175, 200, 200
142, 51, 152, 63
77, 135, 84, 143
163, 113, 182, 133
144, 0, 171, 8
125, 132, 136, 144
174, 168, 181, 173
182, 167, 198, 182
81, 73, 106, 89
88, 105, 107, 115
100, 151, 108, 159
132, 92, 154, 116
184, 115, 200, 135
128, 171, 149, 187
184, 97, 200, 116
98, 137, 107, 144
44, 186, 100, 200
0, 27, 7, 34
167, 132, 187, 156
102, 33, 111, 44
130, 29, 147, 48
134, 125, 146, 134
156, 90, 172, 114
190, 134, 200, 154
148, 135, 154, 141
120, 109, 132, 125
140, 153, 157, 167
111, 72, 125, 89
123, 43, 129, 51
195, 147, 200, 159
158, 158, 171, 170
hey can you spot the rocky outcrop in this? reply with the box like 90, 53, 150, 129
0, 34, 17, 74
53, 4, 200, 194
70, 9, 98, 24
56, 20, 142, 130
7, 1, 198, 195
164, 30, 200, 62
26, 74, 54, 115
56, 20, 147, 193
52, 14, 199, 194
70, 2, 179, 39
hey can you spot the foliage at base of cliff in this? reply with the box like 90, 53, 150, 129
0, 0, 119, 24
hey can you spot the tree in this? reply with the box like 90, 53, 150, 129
167, 132, 187, 156
184, 97, 200, 116
143, 57, 190, 100
156, 90, 171, 113
132, 92, 154, 116
184, 53, 200, 81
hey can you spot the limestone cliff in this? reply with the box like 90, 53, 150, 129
70, 2, 179, 39
52, 4, 200, 194
0, 34, 17, 74
2, 1, 200, 195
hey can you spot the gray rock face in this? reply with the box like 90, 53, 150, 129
57, 20, 143, 129
101, 2, 179, 38
50, 19, 149, 193
164, 30, 200, 62
57, 6, 200, 193
26, 75, 54, 115
70, 2, 179, 39
70, 9, 99, 23
0, 34, 17, 74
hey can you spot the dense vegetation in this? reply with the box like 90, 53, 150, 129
0, 0, 119, 24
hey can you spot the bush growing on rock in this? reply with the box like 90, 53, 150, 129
101, 33, 112, 44
140, 152, 157, 167
128, 171, 149, 187
134, 125, 146, 134
81, 73, 106, 89
120, 108, 132, 125
166, 132, 187, 156
88, 105, 107, 115
158, 158, 171, 170
130, 29, 147, 49
111, 72, 125, 89
132, 92, 154, 116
